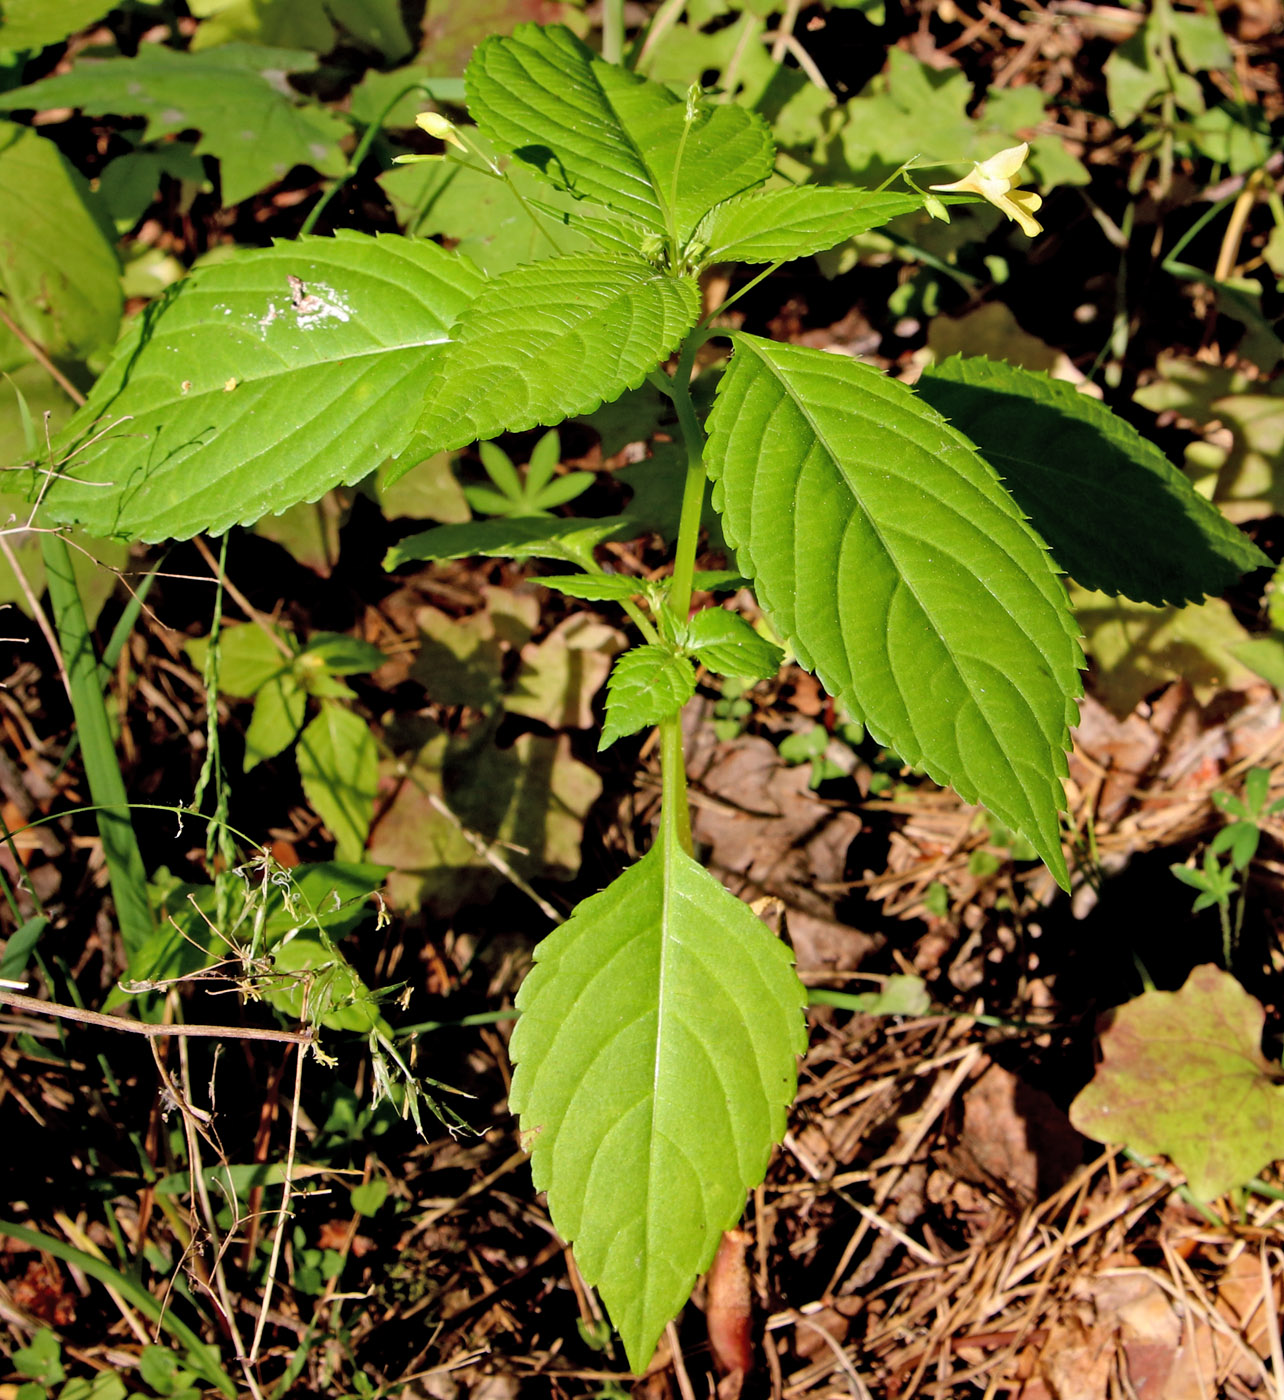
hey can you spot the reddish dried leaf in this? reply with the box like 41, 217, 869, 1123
705, 1228, 753, 1379
1070, 965, 1284, 1200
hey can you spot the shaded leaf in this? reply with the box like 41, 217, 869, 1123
0, 44, 350, 206
1070, 965, 1284, 1200
0, 121, 121, 359
297, 704, 378, 862
369, 727, 600, 916
466, 23, 774, 244
34, 233, 484, 542
506, 615, 626, 729
706, 334, 1081, 886
405, 255, 700, 462
302, 633, 385, 675
186, 623, 289, 697
244, 672, 307, 770
600, 645, 696, 749
686, 609, 783, 681
916, 356, 1267, 604
386, 516, 629, 570
1071, 585, 1258, 718
509, 831, 807, 1370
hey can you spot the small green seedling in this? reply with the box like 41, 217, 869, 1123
465, 430, 593, 518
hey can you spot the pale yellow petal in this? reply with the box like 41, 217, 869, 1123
978, 142, 1029, 183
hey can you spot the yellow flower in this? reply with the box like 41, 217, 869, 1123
415, 111, 466, 151
929, 143, 1043, 237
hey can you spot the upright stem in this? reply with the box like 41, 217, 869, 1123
659, 716, 693, 857
665, 334, 711, 626
601, 0, 625, 64
654, 330, 714, 862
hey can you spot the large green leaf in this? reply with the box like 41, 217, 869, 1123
706, 334, 1082, 885
0, 122, 120, 360
699, 188, 923, 269
0, 44, 349, 205
509, 830, 807, 1370
465, 23, 774, 247
403, 255, 699, 464
915, 356, 1268, 605
34, 233, 484, 542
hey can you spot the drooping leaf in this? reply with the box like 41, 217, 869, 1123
699, 188, 923, 269
0, 44, 350, 205
402, 255, 700, 465
915, 356, 1267, 604
244, 672, 307, 770
297, 703, 378, 862
600, 645, 696, 750
1070, 965, 1284, 1200
685, 609, 783, 681
537, 574, 645, 603
34, 233, 484, 542
466, 23, 774, 244
0, 122, 121, 360
509, 829, 807, 1370
386, 516, 630, 570
0, 0, 116, 50
706, 334, 1082, 885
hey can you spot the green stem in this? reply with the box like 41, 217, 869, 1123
665, 334, 713, 625
659, 715, 692, 857
601, 0, 625, 64
42, 533, 153, 954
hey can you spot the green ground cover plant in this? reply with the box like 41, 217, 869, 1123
2, 0, 1283, 1389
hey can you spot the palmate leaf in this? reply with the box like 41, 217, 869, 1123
0, 43, 349, 206
402, 254, 699, 465
34, 233, 484, 542
465, 23, 774, 245
509, 824, 807, 1371
706, 335, 1082, 885
915, 356, 1269, 604
699, 188, 923, 269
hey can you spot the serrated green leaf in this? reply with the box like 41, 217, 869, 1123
685, 609, 783, 681
0, 44, 349, 206
385, 516, 629, 570
0, 122, 121, 360
35, 233, 484, 542
1070, 965, 1284, 1200
0, 0, 115, 50
706, 334, 1081, 886
466, 23, 774, 245
700, 188, 923, 268
244, 673, 307, 770
406, 255, 700, 462
600, 645, 696, 749
509, 834, 806, 1370
297, 704, 378, 862
538, 573, 643, 602
915, 356, 1268, 604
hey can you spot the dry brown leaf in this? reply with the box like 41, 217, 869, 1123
705, 1228, 754, 1381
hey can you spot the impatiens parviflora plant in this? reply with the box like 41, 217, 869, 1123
21, 22, 1268, 1370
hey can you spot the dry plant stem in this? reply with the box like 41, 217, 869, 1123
0, 532, 71, 696
0, 989, 313, 1044
0, 299, 86, 406
667, 1319, 698, 1400
248, 1039, 304, 1364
